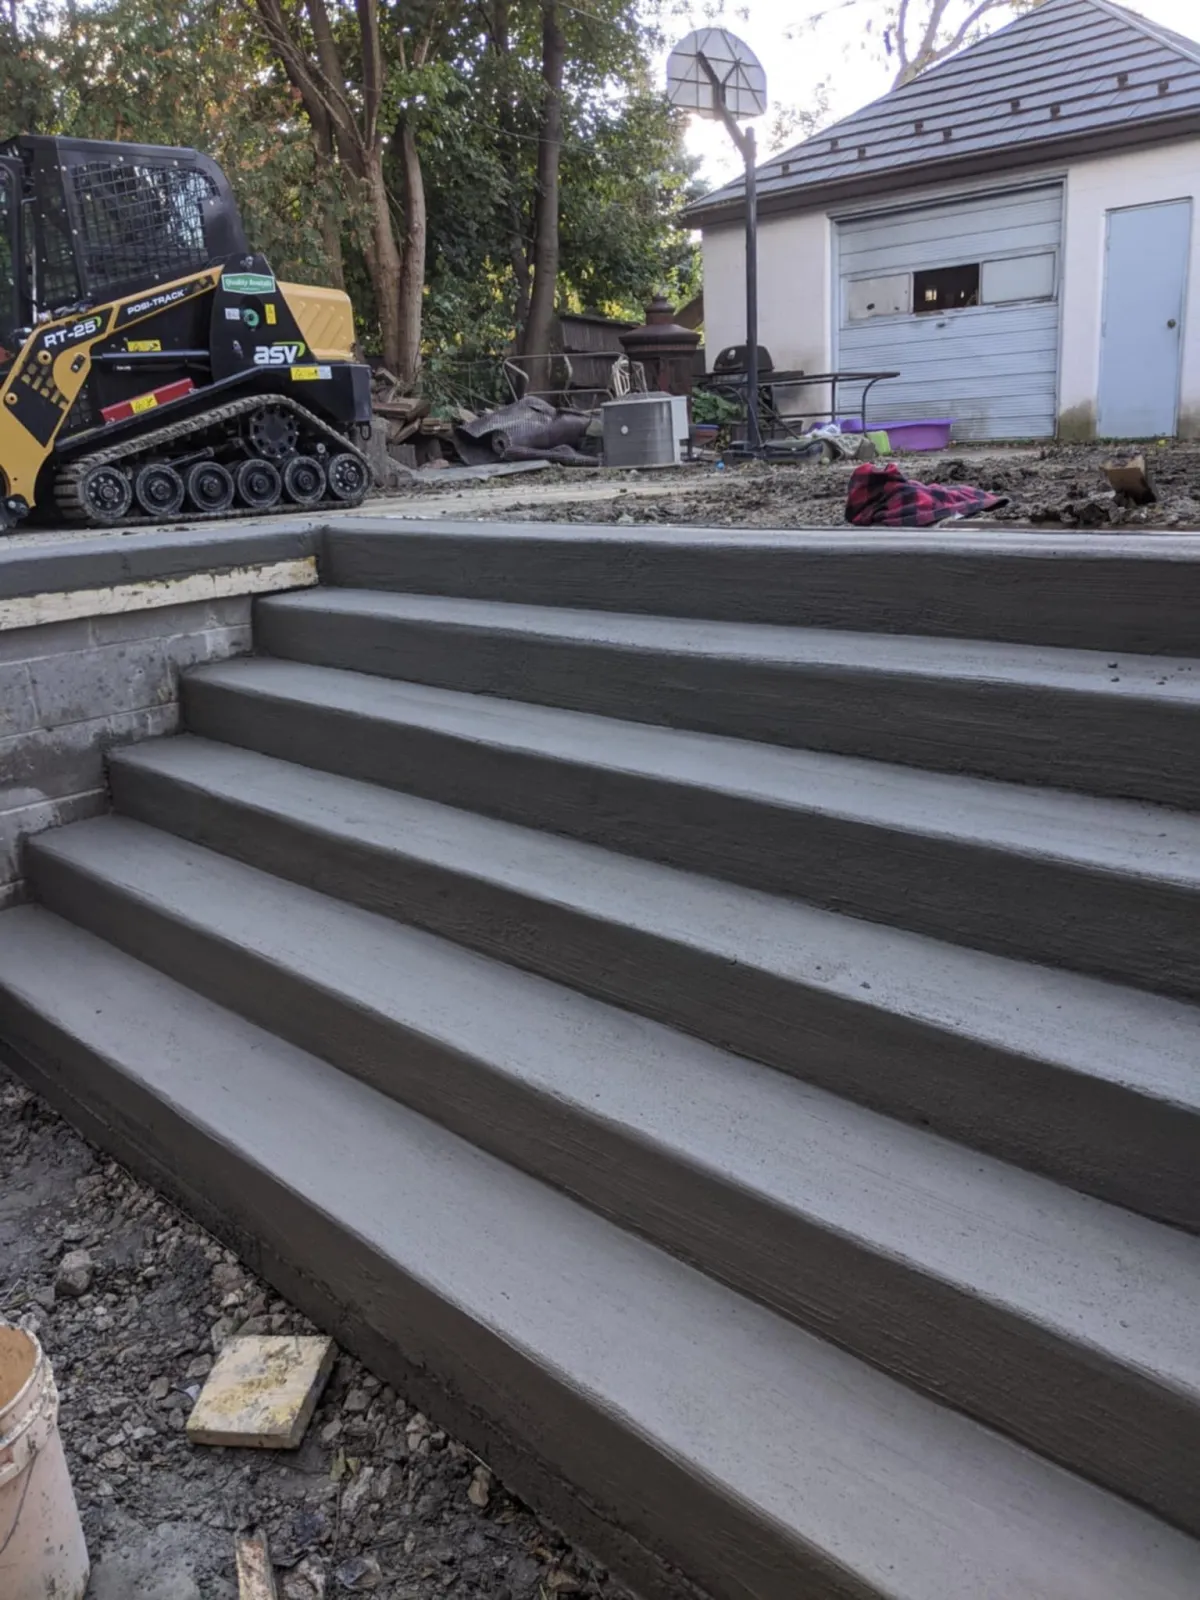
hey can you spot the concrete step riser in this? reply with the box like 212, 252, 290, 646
254, 604, 1200, 808
324, 525, 1200, 653
0, 1003, 719, 1600
26, 836, 1200, 1535
109, 753, 1200, 1233
181, 675, 1200, 1002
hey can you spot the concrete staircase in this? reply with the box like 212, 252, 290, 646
2, 521, 1199, 1600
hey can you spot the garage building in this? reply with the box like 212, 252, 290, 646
689, 0, 1200, 441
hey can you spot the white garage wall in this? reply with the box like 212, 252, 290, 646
699, 211, 831, 374
1060, 138, 1200, 439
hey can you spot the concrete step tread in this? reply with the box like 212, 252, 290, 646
328, 515, 1200, 558
187, 657, 1200, 884
1, 903, 1197, 1600
30, 814, 1200, 1404
260, 588, 1200, 702
111, 735, 1200, 1118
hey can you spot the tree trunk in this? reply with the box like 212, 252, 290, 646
313, 120, 345, 290
363, 149, 405, 379
396, 118, 426, 391
518, 0, 565, 394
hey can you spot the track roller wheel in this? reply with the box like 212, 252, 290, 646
134, 463, 185, 519
185, 461, 235, 515
248, 404, 299, 460
235, 458, 283, 511
283, 455, 327, 507
80, 463, 133, 525
327, 452, 371, 504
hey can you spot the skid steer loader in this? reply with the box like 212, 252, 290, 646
0, 135, 374, 530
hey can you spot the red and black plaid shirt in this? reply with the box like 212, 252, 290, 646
845, 463, 1008, 527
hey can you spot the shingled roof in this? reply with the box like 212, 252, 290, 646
687, 0, 1200, 226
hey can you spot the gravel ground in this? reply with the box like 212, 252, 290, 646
490, 441, 1200, 531
0, 1067, 635, 1600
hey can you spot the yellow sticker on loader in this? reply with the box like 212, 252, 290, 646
127, 340, 162, 353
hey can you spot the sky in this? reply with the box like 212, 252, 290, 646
667, 0, 1200, 184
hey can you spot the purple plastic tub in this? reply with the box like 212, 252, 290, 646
831, 417, 953, 450
884, 419, 953, 451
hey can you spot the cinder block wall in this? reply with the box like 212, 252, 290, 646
1, 597, 252, 908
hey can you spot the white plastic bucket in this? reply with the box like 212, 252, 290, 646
0, 1322, 90, 1600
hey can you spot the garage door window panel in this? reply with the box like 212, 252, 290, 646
981, 253, 1057, 304
847, 274, 912, 321
914, 264, 980, 313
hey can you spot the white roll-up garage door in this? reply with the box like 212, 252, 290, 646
835, 185, 1063, 441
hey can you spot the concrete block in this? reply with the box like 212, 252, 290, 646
0, 788, 107, 896
28, 638, 171, 726
0, 614, 93, 665
88, 596, 251, 647
165, 625, 253, 675
1, 703, 179, 808
203, 596, 256, 632
0, 662, 37, 737
186, 1335, 335, 1448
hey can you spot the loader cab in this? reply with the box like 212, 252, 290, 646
1, 135, 249, 316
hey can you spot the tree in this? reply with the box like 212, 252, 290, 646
884, 0, 1048, 84
798, 0, 1047, 89
0, 0, 64, 132
765, 82, 832, 156
253, 0, 444, 387
456, 0, 697, 361
517, 0, 565, 387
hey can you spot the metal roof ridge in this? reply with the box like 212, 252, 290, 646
1086, 0, 1200, 66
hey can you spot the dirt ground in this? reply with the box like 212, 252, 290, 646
8, 440, 1200, 547
486, 441, 1200, 531
0, 1066, 634, 1600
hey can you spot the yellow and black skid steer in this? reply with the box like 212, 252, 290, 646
0, 135, 374, 530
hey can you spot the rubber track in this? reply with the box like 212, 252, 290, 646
54, 394, 372, 528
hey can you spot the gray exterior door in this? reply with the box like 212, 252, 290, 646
835, 185, 1063, 441
1098, 200, 1191, 439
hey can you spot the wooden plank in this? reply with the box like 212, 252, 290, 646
235, 1529, 279, 1600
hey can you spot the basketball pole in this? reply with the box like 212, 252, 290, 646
744, 124, 760, 453
697, 51, 761, 455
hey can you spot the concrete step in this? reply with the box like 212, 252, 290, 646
4, 910, 1197, 1600
254, 588, 1200, 806
109, 735, 1200, 1231
322, 519, 1200, 652
24, 816, 1200, 1533
181, 658, 1200, 1000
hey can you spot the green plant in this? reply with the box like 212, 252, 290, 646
690, 389, 743, 426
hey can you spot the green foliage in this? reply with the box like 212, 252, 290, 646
1, 0, 700, 365
414, 0, 700, 357
690, 388, 741, 425
0, 1, 61, 133
1, 0, 331, 283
